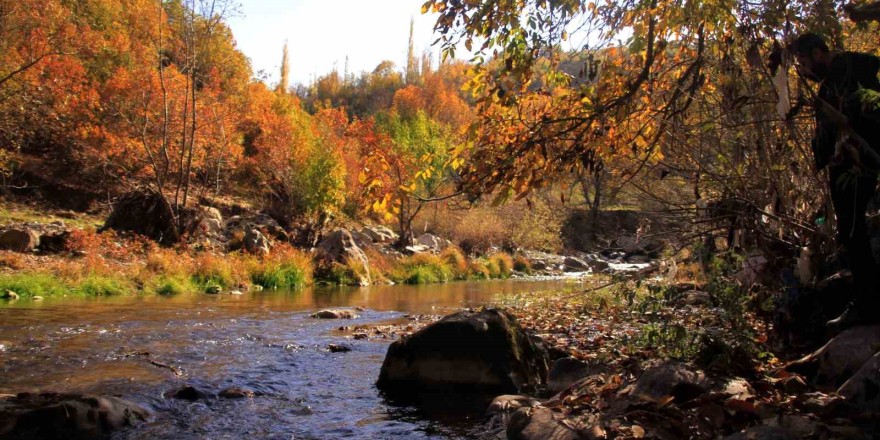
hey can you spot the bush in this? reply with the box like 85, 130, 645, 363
0, 273, 68, 298
440, 247, 468, 279
489, 253, 514, 278
467, 260, 491, 280
513, 254, 532, 274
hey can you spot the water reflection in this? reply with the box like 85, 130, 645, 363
0, 278, 584, 439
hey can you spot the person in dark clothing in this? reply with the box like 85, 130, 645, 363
791, 33, 880, 329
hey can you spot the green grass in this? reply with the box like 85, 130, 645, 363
74, 275, 132, 296
151, 275, 198, 295
251, 263, 309, 289
0, 273, 68, 298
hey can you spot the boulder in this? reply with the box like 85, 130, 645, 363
548, 357, 593, 394
350, 230, 373, 249
563, 256, 590, 272
101, 191, 179, 244
376, 308, 550, 395
487, 395, 541, 414
506, 407, 586, 440
416, 233, 451, 251
362, 225, 397, 244
243, 228, 270, 255
787, 325, 880, 389
311, 309, 359, 319
0, 393, 149, 440
315, 229, 370, 285
630, 362, 711, 404
838, 350, 880, 411
191, 206, 223, 236
2, 290, 19, 300
0, 228, 40, 253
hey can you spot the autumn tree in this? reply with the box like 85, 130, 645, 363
423, 0, 877, 255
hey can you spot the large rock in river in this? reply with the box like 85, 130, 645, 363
376, 308, 550, 394
0, 393, 149, 440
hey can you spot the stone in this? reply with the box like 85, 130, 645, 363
218, 387, 254, 399
0, 393, 149, 440
417, 233, 450, 251
721, 378, 755, 400
787, 325, 880, 389
205, 285, 221, 294
403, 244, 431, 255
1, 290, 18, 300
838, 350, 880, 412
31, 296, 43, 301
548, 357, 593, 394
723, 426, 801, 440
678, 290, 713, 307
315, 229, 370, 285
0, 229, 40, 253
626, 254, 652, 264
563, 256, 590, 272
506, 407, 585, 440
311, 309, 359, 319
376, 308, 550, 395
243, 228, 271, 255
630, 362, 710, 404
487, 395, 541, 414
328, 344, 351, 353
350, 230, 373, 249
362, 225, 397, 244
249, 284, 263, 292
228, 290, 243, 296
192, 206, 223, 236
164, 385, 206, 401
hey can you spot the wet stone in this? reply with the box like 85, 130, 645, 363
218, 387, 254, 399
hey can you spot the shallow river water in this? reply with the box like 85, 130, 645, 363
0, 279, 584, 439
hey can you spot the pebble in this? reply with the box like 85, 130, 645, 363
32, 296, 44, 301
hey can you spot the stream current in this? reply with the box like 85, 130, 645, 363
0, 279, 582, 439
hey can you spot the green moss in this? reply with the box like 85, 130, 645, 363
0, 273, 68, 298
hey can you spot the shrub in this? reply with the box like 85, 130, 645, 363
484, 257, 501, 278
513, 254, 532, 274
0, 273, 68, 298
467, 260, 491, 280
440, 247, 468, 279
489, 253, 514, 278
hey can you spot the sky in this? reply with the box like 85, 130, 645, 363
226, 0, 449, 87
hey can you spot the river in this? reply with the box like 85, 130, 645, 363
0, 279, 585, 439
